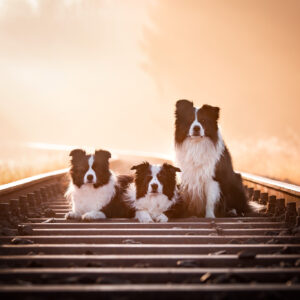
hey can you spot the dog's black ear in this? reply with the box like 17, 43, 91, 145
175, 100, 194, 123
131, 161, 150, 171
162, 163, 181, 173
95, 149, 111, 160
176, 99, 193, 110
201, 104, 220, 121
173, 166, 181, 172
69, 149, 86, 159
130, 165, 138, 170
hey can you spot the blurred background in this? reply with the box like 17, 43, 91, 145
0, 0, 299, 184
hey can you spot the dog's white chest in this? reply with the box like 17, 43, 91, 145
67, 176, 116, 214
176, 135, 224, 214
73, 186, 109, 214
125, 183, 175, 218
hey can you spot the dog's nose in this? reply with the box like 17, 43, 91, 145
87, 174, 94, 181
151, 183, 158, 191
193, 126, 200, 132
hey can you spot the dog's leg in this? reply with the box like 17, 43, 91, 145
135, 210, 154, 223
82, 211, 106, 221
154, 213, 168, 223
65, 211, 81, 220
205, 180, 220, 218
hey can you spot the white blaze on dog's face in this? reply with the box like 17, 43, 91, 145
83, 155, 97, 184
188, 107, 205, 138
147, 165, 163, 194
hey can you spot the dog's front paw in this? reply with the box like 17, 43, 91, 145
82, 211, 106, 221
135, 211, 153, 223
155, 213, 168, 223
65, 211, 81, 220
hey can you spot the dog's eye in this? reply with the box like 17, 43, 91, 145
146, 175, 152, 180
201, 119, 206, 123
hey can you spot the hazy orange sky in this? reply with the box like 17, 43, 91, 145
0, 0, 299, 184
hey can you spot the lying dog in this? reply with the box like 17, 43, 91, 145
125, 162, 183, 223
65, 149, 133, 221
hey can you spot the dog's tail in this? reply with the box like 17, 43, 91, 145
234, 172, 265, 216
248, 200, 265, 213
117, 174, 134, 190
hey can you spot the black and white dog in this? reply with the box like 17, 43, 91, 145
175, 99, 250, 218
125, 162, 182, 223
65, 149, 133, 221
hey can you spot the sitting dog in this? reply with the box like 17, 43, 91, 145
125, 162, 183, 223
175, 99, 251, 218
65, 148, 133, 221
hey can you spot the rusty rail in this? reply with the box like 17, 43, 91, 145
0, 166, 299, 299
241, 171, 300, 209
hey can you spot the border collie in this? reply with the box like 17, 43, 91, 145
65, 149, 133, 221
125, 162, 182, 223
175, 99, 250, 218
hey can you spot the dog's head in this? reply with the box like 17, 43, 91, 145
69, 149, 111, 188
131, 162, 181, 200
175, 99, 220, 145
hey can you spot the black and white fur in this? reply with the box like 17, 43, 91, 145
125, 162, 182, 223
65, 149, 133, 221
175, 99, 250, 218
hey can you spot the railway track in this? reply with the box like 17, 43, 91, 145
0, 156, 300, 299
